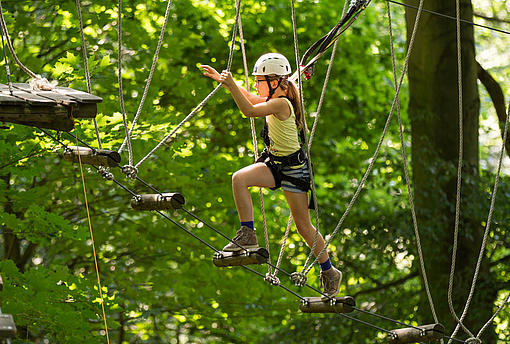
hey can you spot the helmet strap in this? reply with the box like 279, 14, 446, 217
264, 76, 284, 102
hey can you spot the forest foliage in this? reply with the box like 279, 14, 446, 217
0, 0, 508, 343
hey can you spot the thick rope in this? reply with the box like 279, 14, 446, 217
133, 0, 242, 169
386, 0, 440, 328
117, 0, 134, 168
447, 0, 475, 338
72, 128, 110, 344
304, 0, 426, 273
235, 0, 273, 277
0, 8, 12, 95
449, 101, 510, 342
0, 1, 37, 79
290, 0, 323, 278
118, 0, 173, 154
75, 0, 103, 150
477, 291, 510, 339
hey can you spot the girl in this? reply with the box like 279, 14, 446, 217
200, 53, 341, 298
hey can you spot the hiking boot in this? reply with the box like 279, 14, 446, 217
319, 266, 342, 300
222, 226, 258, 252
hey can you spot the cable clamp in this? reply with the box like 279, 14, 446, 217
121, 165, 138, 179
98, 166, 114, 180
290, 272, 307, 287
264, 273, 281, 286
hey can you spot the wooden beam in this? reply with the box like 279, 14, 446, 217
299, 296, 355, 314
131, 193, 185, 211
63, 146, 121, 167
213, 248, 269, 267
54, 86, 103, 103
0, 314, 16, 338
387, 323, 445, 343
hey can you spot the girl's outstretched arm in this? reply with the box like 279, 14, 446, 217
220, 70, 289, 120
200, 65, 265, 104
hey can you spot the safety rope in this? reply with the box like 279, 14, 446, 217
448, 99, 510, 343
75, 0, 103, 150
386, 0, 440, 328
234, 2, 274, 279
133, 0, 242, 170
0, 10, 12, 95
117, 0, 134, 171
299, 0, 348, 278
303, 0, 426, 275
290, 0, 322, 281
477, 290, 510, 339
0, 1, 37, 79
72, 126, 110, 344
117, 0, 173, 154
447, 0, 474, 338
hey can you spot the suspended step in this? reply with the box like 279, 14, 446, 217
387, 323, 445, 343
0, 83, 102, 131
63, 146, 121, 167
300, 296, 355, 314
213, 247, 269, 267
131, 193, 185, 210
0, 314, 16, 338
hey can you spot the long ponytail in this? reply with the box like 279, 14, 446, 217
265, 75, 304, 130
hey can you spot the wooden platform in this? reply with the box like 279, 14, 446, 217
0, 314, 16, 338
0, 83, 102, 131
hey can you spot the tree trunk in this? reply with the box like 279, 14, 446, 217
405, 0, 498, 342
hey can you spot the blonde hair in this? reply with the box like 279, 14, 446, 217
265, 75, 304, 130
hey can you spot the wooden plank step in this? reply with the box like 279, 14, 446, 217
213, 247, 269, 267
12, 83, 78, 106
299, 296, 355, 314
0, 92, 26, 105
0, 314, 16, 338
131, 193, 185, 210
387, 323, 445, 344
63, 146, 121, 167
55, 86, 103, 103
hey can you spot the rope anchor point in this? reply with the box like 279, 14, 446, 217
290, 272, 307, 287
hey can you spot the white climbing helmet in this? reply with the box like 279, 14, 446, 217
252, 53, 291, 76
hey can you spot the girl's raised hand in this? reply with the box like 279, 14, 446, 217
219, 70, 235, 88
200, 65, 221, 82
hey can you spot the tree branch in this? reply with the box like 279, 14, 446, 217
352, 270, 419, 298
490, 253, 510, 267
477, 61, 510, 157
474, 12, 510, 25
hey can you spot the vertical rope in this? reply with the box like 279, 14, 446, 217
290, 0, 323, 276
118, 0, 173, 154
75, 0, 103, 149
73, 126, 110, 344
386, 0, 440, 329
449, 101, 510, 342
447, 0, 475, 339
117, 0, 133, 166
0, 7, 12, 95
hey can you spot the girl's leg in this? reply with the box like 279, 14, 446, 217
232, 162, 275, 222
283, 190, 329, 263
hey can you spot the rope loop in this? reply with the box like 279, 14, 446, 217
465, 338, 482, 344
121, 165, 138, 179
98, 166, 114, 180
290, 272, 307, 287
264, 273, 281, 286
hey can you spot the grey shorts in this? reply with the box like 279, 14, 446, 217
280, 162, 310, 193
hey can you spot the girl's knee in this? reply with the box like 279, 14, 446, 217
232, 170, 245, 187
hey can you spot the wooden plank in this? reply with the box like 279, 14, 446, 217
55, 86, 103, 103
300, 296, 355, 314
63, 146, 121, 167
387, 323, 445, 344
73, 103, 98, 118
12, 83, 77, 106
4, 89, 56, 106
0, 93, 25, 105
131, 193, 185, 210
213, 248, 269, 267
0, 314, 16, 338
